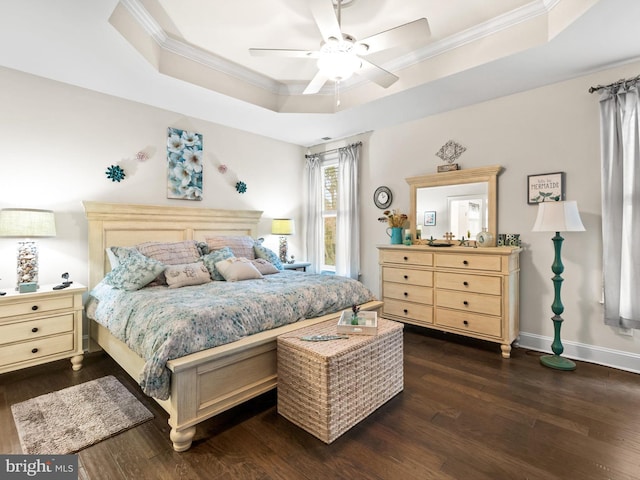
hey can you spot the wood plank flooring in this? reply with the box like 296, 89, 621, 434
2, 326, 639, 480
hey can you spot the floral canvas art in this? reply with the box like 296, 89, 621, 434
167, 127, 203, 200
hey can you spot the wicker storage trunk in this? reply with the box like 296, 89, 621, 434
277, 318, 404, 443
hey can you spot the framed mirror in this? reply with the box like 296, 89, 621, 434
406, 165, 502, 243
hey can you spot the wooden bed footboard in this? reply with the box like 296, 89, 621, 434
91, 300, 383, 451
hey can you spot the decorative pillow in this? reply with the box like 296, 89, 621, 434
106, 246, 138, 269
205, 235, 256, 260
253, 243, 283, 270
165, 261, 212, 289
251, 258, 280, 275
215, 257, 263, 282
103, 250, 165, 291
136, 240, 201, 284
201, 247, 235, 281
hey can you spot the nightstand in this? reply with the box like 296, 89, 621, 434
282, 262, 311, 272
0, 283, 86, 374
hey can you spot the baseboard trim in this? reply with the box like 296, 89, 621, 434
517, 332, 640, 375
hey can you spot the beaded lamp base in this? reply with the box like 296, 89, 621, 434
278, 236, 288, 263
17, 240, 39, 289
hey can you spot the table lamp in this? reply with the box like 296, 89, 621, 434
532, 200, 585, 371
271, 218, 295, 263
0, 208, 56, 291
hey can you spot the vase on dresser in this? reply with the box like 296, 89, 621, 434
386, 227, 403, 244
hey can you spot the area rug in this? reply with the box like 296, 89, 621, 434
11, 375, 153, 454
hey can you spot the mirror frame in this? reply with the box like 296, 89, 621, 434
406, 165, 502, 242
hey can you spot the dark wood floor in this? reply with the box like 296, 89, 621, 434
2, 326, 639, 480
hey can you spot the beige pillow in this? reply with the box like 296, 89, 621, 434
205, 235, 256, 260
215, 257, 263, 282
251, 258, 279, 275
165, 261, 212, 289
136, 240, 201, 285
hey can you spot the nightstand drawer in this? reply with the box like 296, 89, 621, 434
383, 298, 433, 325
435, 254, 502, 272
383, 267, 433, 287
435, 272, 501, 295
436, 290, 502, 316
0, 333, 75, 368
435, 308, 502, 338
0, 313, 75, 346
0, 296, 75, 319
380, 250, 433, 267
383, 282, 433, 305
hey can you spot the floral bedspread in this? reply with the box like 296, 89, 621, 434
86, 271, 376, 399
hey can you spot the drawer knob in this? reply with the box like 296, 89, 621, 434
403, 256, 408, 261
463, 320, 469, 326
31, 305, 39, 311
403, 309, 408, 314
31, 348, 39, 354
463, 260, 469, 265
463, 301, 469, 306
463, 281, 469, 286
31, 327, 39, 333
403, 292, 408, 297
403, 275, 408, 280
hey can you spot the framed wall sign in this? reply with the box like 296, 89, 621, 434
527, 172, 565, 204
424, 211, 436, 226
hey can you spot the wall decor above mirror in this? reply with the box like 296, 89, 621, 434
406, 165, 502, 243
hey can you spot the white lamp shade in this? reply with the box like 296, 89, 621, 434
532, 201, 585, 233
0, 208, 56, 237
272, 218, 295, 236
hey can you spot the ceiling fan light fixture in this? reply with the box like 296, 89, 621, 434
317, 39, 361, 81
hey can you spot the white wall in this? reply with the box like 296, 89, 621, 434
358, 60, 640, 367
0, 67, 305, 289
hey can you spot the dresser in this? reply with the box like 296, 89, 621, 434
378, 245, 520, 358
0, 284, 86, 374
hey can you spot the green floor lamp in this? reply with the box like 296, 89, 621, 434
532, 200, 585, 371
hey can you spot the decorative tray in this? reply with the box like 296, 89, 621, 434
337, 310, 378, 335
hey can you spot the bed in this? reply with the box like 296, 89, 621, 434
83, 201, 382, 451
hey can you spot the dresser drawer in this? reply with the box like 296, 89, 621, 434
0, 295, 75, 319
0, 313, 75, 346
380, 250, 433, 267
384, 282, 433, 305
436, 290, 501, 316
435, 254, 502, 272
435, 308, 502, 338
0, 333, 75, 368
383, 298, 433, 325
435, 272, 501, 295
383, 267, 433, 287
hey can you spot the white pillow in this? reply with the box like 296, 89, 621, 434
165, 261, 212, 289
215, 257, 263, 282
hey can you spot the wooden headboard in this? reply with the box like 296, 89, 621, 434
83, 201, 263, 289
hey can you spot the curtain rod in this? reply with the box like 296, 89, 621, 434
589, 74, 640, 93
305, 141, 362, 158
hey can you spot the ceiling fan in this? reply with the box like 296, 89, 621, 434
249, 0, 430, 94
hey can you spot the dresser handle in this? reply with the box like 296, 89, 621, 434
31, 305, 39, 311
403, 275, 408, 280
403, 292, 408, 297
403, 309, 408, 314
403, 256, 408, 261
31, 348, 39, 354
463, 320, 469, 326
31, 327, 39, 333
463, 281, 469, 286
463, 260, 469, 265
463, 301, 469, 306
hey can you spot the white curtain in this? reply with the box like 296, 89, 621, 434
304, 154, 323, 274
336, 144, 360, 279
599, 81, 640, 329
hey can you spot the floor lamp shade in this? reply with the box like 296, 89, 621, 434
272, 218, 295, 263
0, 208, 56, 289
532, 201, 584, 371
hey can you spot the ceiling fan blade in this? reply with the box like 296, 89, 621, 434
357, 18, 431, 56
309, 0, 342, 42
355, 58, 399, 89
303, 71, 330, 94
249, 48, 319, 59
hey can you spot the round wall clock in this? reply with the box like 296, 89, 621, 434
374, 186, 392, 209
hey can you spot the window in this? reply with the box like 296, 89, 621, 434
321, 158, 338, 272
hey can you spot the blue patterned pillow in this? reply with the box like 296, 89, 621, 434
253, 243, 283, 270
202, 247, 235, 280
104, 250, 165, 291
